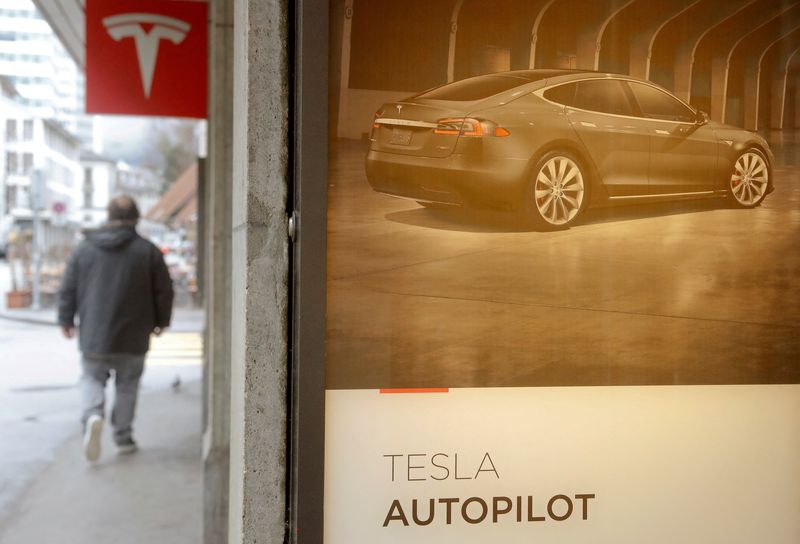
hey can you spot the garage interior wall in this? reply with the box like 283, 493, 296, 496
335, 0, 800, 139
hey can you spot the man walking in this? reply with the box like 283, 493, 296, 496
58, 195, 173, 462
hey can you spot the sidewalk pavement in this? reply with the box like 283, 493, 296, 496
0, 305, 204, 332
0, 380, 202, 544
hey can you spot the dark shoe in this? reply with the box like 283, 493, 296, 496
116, 438, 138, 455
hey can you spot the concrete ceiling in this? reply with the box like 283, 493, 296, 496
33, 0, 85, 68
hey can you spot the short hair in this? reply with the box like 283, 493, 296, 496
107, 195, 140, 222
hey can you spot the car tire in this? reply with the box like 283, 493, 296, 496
525, 151, 588, 229
729, 148, 769, 208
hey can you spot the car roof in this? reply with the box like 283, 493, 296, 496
502, 69, 602, 81
495, 69, 655, 83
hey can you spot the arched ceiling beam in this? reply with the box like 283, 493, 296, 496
744, 25, 800, 130
671, 0, 758, 103
706, 2, 797, 122
725, 3, 800, 129
629, 0, 704, 80
336, 0, 356, 138
771, 45, 800, 128
446, 0, 465, 82
528, 0, 557, 68
575, 0, 636, 70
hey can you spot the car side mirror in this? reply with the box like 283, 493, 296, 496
695, 110, 710, 125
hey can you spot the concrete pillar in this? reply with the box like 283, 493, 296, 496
742, 61, 761, 130
792, 75, 800, 129
709, 57, 730, 122
574, 0, 634, 70
770, 76, 786, 129
203, 0, 234, 542
672, 46, 695, 103
229, 0, 290, 542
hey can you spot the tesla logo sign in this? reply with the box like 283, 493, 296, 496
103, 14, 191, 99
86, 0, 207, 118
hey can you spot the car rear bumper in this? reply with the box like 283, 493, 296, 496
365, 149, 529, 209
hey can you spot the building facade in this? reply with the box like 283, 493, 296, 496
0, 0, 92, 146
80, 150, 163, 227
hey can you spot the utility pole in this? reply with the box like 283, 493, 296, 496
30, 169, 43, 310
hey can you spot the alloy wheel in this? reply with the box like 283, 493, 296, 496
730, 152, 768, 207
534, 156, 585, 226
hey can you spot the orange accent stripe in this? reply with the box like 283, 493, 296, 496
379, 388, 449, 394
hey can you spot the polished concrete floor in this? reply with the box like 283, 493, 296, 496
326, 133, 800, 389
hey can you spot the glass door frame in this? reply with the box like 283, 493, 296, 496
290, 0, 328, 541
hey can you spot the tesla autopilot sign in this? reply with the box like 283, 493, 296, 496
86, 0, 207, 118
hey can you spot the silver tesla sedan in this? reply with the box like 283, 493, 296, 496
365, 70, 774, 228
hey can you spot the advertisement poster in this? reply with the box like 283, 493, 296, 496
324, 0, 800, 541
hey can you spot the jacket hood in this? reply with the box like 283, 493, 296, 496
84, 225, 138, 251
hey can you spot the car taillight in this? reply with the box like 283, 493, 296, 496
434, 118, 480, 136
372, 110, 380, 130
434, 118, 510, 137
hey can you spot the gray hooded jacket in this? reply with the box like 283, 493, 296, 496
58, 225, 174, 355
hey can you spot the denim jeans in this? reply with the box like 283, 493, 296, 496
80, 353, 145, 444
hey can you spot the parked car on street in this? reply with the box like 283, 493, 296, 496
366, 70, 774, 228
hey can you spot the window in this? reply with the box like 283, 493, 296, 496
6, 152, 16, 174
5, 119, 16, 141
418, 75, 531, 101
84, 168, 93, 208
22, 152, 32, 172
573, 80, 634, 116
23, 120, 33, 140
626, 82, 696, 123
543, 83, 577, 106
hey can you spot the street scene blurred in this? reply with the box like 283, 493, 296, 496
0, 0, 203, 541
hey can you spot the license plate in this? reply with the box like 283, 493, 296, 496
389, 128, 412, 145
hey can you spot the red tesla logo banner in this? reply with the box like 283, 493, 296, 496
86, 0, 207, 118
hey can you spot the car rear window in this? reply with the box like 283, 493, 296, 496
418, 75, 530, 101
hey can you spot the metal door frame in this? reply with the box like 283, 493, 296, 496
289, 0, 328, 541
